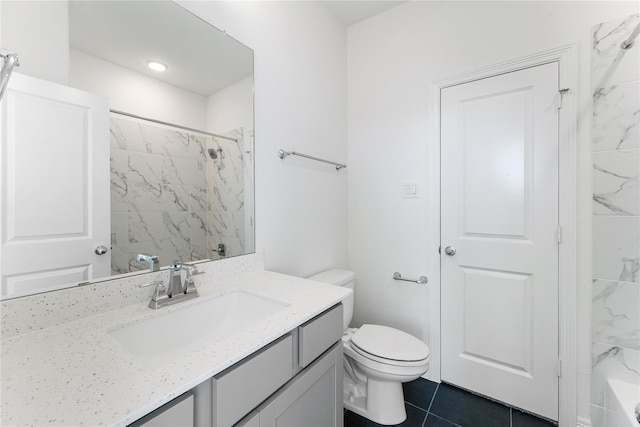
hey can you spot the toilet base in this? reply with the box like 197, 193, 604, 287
343, 376, 407, 425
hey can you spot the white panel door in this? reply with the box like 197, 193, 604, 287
440, 62, 559, 420
1, 73, 110, 298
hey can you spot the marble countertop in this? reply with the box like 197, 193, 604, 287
0, 270, 350, 426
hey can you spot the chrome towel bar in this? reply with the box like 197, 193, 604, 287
278, 149, 346, 170
393, 272, 428, 285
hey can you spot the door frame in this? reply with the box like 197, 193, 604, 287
426, 44, 577, 425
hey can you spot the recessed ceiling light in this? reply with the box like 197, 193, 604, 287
146, 60, 167, 72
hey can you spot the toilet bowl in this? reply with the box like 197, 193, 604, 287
307, 269, 430, 425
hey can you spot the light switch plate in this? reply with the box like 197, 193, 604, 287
402, 181, 419, 198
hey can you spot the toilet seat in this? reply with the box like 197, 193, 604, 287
351, 324, 430, 365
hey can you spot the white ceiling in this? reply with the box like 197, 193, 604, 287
323, 1, 407, 26
67, 1, 404, 97
69, 1, 253, 97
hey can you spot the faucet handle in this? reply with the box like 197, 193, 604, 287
183, 266, 201, 295
139, 280, 168, 304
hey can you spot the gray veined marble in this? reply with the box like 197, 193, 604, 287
592, 149, 640, 215
593, 279, 640, 350
592, 216, 640, 284
590, 13, 640, 417
109, 115, 246, 274
591, 343, 640, 407
592, 14, 640, 89
592, 82, 640, 152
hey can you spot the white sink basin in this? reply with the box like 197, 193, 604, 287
109, 291, 288, 359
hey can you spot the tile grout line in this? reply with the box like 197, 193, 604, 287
427, 382, 439, 413
425, 413, 465, 427
420, 382, 440, 427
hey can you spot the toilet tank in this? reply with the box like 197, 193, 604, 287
307, 269, 354, 330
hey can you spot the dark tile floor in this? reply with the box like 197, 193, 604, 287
344, 379, 557, 427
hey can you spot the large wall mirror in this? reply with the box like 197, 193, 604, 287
0, 1, 254, 299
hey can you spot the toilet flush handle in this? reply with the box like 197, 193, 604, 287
444, 246, 456, 256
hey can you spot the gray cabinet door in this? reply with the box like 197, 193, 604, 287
132, 393, 194, 427
258, 343, 343, 427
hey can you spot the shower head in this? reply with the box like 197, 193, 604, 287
207, 148, 221, 159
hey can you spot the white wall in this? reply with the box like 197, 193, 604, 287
0, 1, 69, 85
180, 1, 348, 277
70, 49, 208, 130
347, 1, 638, 424
207, 76, 253, 135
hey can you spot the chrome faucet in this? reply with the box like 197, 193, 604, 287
169, 262, 188, 297
136, 253, 159, 272
140, 262, 200, 309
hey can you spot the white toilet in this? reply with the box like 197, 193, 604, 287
308, 269, 430, 425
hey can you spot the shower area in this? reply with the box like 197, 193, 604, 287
590, 13, 640, 426
109, 113, 250, 274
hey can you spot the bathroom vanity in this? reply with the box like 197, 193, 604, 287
135, 305, 343, 427
0, 257, 350, 426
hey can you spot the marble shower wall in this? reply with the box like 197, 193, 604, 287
591, 14, 640, 422
205, 129, 247, 259
110, 115, 246, 274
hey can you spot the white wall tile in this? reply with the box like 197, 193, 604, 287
591, 343, 640, 406
592, 14, 640, 89
593, 149, 640, 215
593, 279, 640, 350
592, 82, 640, 152
109, 116, 247, 274
592, 216, 639, 283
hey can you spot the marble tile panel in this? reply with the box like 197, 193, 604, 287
110, 148, 128, 176
109, 116, 248, 273
190, 186, 209, 214
113, 119, 156, 155
160, 129, 191, 159
161, 155, 193, 186
110, 245, 130, 275
110, 129, 125, 151
592, 14, 640, 89
126, 211, 169, 244
232, 210, 246, 241
224, 237, 245, 258
593, 279, 640, 350
592, 216, 640, 283
592, 82, 640, 152
161, 183, 190, 212
128, 151, 163, 184
192, 160, 207, 188
189, 134, 207, 160
593, 149, 640, 215
161, 211, 192, 242
122, 181, 164, 213
591, 343, 640, 406
110, 212, 129, 246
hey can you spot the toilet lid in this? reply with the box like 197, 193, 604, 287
351, 324, 430, 362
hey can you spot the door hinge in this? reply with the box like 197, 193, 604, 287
556, 226, 562, 244
557, 88, 570, 109
556, 359, 562, 377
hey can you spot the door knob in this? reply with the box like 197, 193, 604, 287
444, 246, 456, 256
95, 245, 108, 255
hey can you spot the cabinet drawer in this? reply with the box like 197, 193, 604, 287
212, 334, 293, 427
298, 304, 343, 368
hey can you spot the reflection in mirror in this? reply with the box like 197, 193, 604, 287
0, 1, 254, 299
